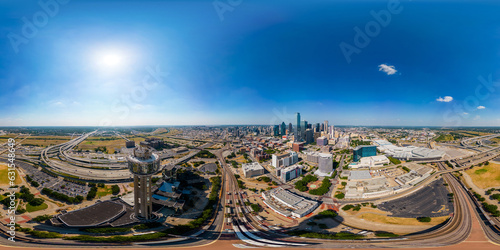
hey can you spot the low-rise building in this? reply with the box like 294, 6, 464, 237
125, 141, 135, 148
262, 187, 319, 218
353, 145, 377, 162
349, 155, 390, 169
242, 162, 265, 178
292, 142, 304, 152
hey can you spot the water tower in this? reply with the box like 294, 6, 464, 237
127, 145, 161, 220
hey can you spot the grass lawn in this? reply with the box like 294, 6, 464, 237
26, 202, 48, 212
358, 213, 448, 226
0, 163, 22, 185
465, 163, 500, 189
97, 186, 113, 197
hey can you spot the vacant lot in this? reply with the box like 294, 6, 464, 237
0, 163, 22, 185
76, 137, 127, 154
358, 213, 448, 226
18, 136, 72, 147
0, 134, 21, 144
465, 163, 500, 189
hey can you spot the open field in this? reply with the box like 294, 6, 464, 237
18, 136, 72, 147
465, 162, 500, 189
358, 213, 449, 226
344, 207, 387, 216
76, 137, 127, 154
434, 134, 454, 142
0, 163, 22, 185
97, 185, 114, 197
26, 202, 48, 212
456, 130, 492, 137
0, 134, 21, 144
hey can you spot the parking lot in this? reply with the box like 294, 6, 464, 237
18, 160, 90, 197
378, 179, 453, 218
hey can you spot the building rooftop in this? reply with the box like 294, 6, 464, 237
58, 200, 126, 227
199, 163, 218, 173
242, 162, 264, 172
349, 170, 372, 180
265, 187, 318, 217
354, 145, 376, 150
303, 151, 332, 158
158, 181, 180, 193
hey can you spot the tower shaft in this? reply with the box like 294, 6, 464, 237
134, 175, 153, 219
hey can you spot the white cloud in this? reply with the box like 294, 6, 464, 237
474, 115, 480, 120
477, 106, 486, 110
436, 96, 453, 102
462, 112, 468, 115
378, 64, 397, 75
48, 100, 65, 108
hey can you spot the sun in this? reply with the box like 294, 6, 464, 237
97, 51, 124, 69
100, 53, 122, 67
90, 47, 133, 73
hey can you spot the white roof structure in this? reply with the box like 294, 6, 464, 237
263, 187, 318, 218
349, 170, 372, 180
242, 162, 264, 172
374, 140, 445, 161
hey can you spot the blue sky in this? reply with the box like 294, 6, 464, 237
1, 0, 500, 126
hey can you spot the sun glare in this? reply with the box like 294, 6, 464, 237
100, 53, 122, 67
92, 48, 132, 72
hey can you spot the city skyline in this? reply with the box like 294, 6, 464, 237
1, 0, 500, 127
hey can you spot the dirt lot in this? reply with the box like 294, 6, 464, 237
465, 162, 500, 189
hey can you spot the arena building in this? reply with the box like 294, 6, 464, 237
51, 200, 137, 228
262, 187, 319, 218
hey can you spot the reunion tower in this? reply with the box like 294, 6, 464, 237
127, 144, 161, 220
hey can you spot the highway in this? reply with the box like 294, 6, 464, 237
34, 132, 209, 182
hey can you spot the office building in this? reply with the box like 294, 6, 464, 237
271, 151, 298, 168
288, 123, 292, 135
317, 136, 328, 146
281, 122, 286, 135
273, 125, 280, 136
304, 151, 333, 176
324, 120, 329, 133
278, 164, 303, 182
300, 121, 307, 141
292, 142, 304, 152
353, 145, 377, 162
295, 113, 301, 142
305, 128, 313, 144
